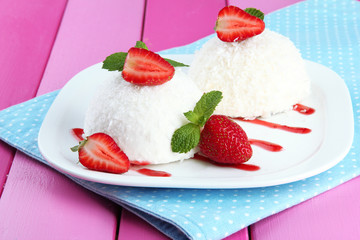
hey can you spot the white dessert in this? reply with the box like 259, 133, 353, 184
84, 69, 202, 164
189, 29, 310, 119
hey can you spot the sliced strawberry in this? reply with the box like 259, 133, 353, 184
71, 133, 130, 174
122, 47, 175, 86
199, 115, 252, 164
215, 6, 265, 42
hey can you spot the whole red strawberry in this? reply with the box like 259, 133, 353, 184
122, 47, 175, 86
199, 115, 252, 164
215, 6, 265, 42
71, 132, 130, 174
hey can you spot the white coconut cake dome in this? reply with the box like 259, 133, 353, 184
84, 68, 202, 165
188, 29, 310, 119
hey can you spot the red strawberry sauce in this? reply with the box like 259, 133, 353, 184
293, 104, 315, 115
231, 103, 315, 134
193, 153, 260, 171
232, 118, 311, 134
249, 139, 283, 152
71, 128, 85, 141
135, 168, 171, 177
131, 161, 172, 177
130, 160, 151, 166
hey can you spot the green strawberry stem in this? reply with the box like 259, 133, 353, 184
71, 139, 87, 152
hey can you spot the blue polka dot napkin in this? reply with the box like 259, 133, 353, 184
1, 0, 359, 239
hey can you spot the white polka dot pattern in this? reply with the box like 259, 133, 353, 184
0, 0, 359, 239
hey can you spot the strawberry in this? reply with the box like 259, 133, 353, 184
215, 6, 265, 42
71, 133, 130, 174
198, 115, 252, 164
122, 47, 175, 85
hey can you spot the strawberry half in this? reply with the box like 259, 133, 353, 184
199, 115, 252, 164
71, 133, 130, 174
215, 6, 265, 42
122, 47, 175, 86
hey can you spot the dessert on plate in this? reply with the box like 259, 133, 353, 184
189, 6, 310, 119
83, 45, 202, 166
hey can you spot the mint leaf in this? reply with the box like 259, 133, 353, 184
171, 123, 200, 153
244, 8, 264, 20
183, 111, 199, 124
102, 41, 147, 71
135, 41, 148, 50
163, 58, 189, 67
186, 91, 222, 127
102, 52, 128, 71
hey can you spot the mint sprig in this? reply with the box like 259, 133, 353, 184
244, 8, 265, 20
171, 91, 223, 153
102, 41, 188, 71
163, 58, 189, 67
184, 90, 222, 127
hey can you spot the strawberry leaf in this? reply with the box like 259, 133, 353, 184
171, 123, 200, 153
163, 58, 189, 67
244, 8, 264, 20
135, 41, 148, 50
102, 52, 128, 71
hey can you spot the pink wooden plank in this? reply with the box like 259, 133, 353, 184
118, 210, 170, 240
0, 142, 15, 195
0, 0, 67, 193
0, 0, 145, 239
37, 0, 145, 94
142, 0, 226, 52
228, 0, 304, 14
224, 229, 249, 240
0, 152, 118, 239
251, 176, 360, 240
0, 0, 66, 109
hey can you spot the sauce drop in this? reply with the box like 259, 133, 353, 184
71, 128, 84, 141
293, 104, 315, 115
136, 168, 171, 177
130, 160, 151, 166
233, 118, 311, 134
249, 139, 283, 152
193, 153, 260, 171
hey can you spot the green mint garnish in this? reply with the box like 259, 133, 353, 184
184, 91, 222, 127
244, 8, 264, 20
102, 52, 127, 71
163, 58, 189, 67
102, 40, 188, 71
171, 91, 223, 153
171, 123, 200, 153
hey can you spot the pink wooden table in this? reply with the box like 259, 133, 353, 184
1, 0, 360, 239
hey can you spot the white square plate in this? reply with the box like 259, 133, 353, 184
38, 55, 354, 188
